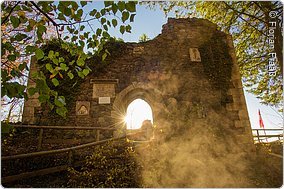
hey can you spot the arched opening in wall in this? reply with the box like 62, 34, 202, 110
124, 99, 153, 130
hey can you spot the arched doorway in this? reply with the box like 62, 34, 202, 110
124, 99, 153, 130
111, 82, 165, 137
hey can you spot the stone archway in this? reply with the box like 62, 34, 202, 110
125, 98, 153, 130
111, 82, 165, 136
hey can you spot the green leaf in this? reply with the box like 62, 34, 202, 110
19, 62, 27, 71
126, 25, 132, 33
103, 24, 108, 31
77, 58, 85, 66
89, 9, 97, 16
60, 63, 68, 71
14, 33, 28, 41
122, 11, 129, 23
112, 4, 118, 14
80, 1, 88, 7
95, 12, 101, 19
64, 8, 72, 16
52, 78, 59, 86
101, 17, 106, 24
28, 87, 37, 96
48, 50, 54, 59
120, 25, 125, 34
102, 31, 110, 38
104, 1, 112, 7
96, 28, 102, 36
80, 25, 85, 31
1, 122, 13, 134
70, 1, 79, 10
69, 60, 75, 65
55, 96, 66, 107
100, 8, 106, 16
117, 1, 125, 12
112, 19, 118, 27
77, 71, 84, 78
37, 25, 47, 35
56, 107, 67, 117
45, 63, 53, 72
7, 54, 16, 61
10, 16, 20, 28
125, 2, 136, 12
26, 45, 36, 54
38, 94, 49, 103
77, 9, 83, 17
35, 49, 44, 60
52, 58, 59, 65
82, 68, 90, 76
67, 72, 74, 79
130, 14, 135, 22
59, 57, 65, 63
102, 52, 107, 61
58, 13, 66, 21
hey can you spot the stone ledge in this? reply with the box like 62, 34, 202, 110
90, 79, 118, 84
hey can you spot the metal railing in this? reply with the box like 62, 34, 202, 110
10, 124, 116, 150
1, 125, 145, 183
252, 129, 283, 143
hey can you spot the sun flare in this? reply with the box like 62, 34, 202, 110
124, 99, 153, 129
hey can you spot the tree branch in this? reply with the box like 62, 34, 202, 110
223, 2, 266, 23
1, 1, 22, 25
30, 1, 58, 26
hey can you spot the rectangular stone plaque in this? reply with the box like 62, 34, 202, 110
189, 48, 201, 62
99, 97, 111, 104
93, 83, 115, 98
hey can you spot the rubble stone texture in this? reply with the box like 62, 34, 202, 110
23, 18, 254, 154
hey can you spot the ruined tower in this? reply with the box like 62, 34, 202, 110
23, 18, 254, 153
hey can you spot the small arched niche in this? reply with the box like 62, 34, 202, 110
124, 98, 153, 130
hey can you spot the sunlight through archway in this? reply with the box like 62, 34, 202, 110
124, 99, 153, 130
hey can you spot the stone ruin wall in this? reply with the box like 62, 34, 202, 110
23, 18, 254, 152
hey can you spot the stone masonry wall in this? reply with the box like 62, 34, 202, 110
23, 18, 254, 152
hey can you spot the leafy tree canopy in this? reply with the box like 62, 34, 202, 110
1, 1, 137, 117
146, 1, 283, 110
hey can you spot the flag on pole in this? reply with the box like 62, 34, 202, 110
258, 109, 265, 128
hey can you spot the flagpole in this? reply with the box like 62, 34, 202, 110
258, 109, 268, 143
263, 128, 268, 143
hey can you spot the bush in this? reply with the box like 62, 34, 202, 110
67, 139, 142, 187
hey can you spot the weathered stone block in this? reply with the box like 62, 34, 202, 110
92, 83, 116, 98
25, 99, 40, 107
23, 107, 34, 117
238, 109, 249, 120
76, 101, 90, 116
234, 120, 250, 128
133, 46, 144, 55
226, 103, 240, 110
98, 97, 111, 104
189, 48, 201, 62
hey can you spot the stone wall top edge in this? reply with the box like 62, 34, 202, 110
121, 17, 228, 48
